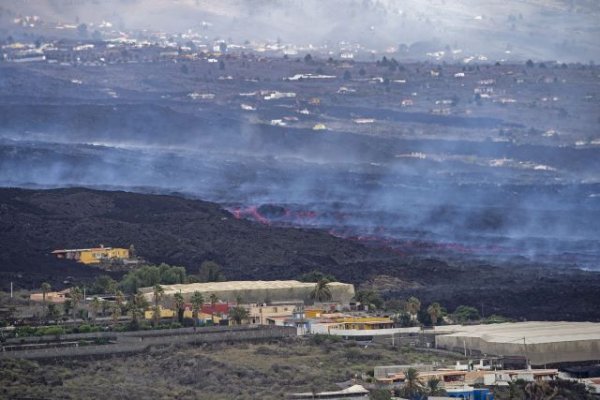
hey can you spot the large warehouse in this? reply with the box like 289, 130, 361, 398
140, 280, 355, 305
435, 321, 600, 365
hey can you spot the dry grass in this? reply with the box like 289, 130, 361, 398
0, 338, 461, 399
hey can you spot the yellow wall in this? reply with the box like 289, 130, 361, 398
304, 309, 323, 318
144, 306, 175, 319
144, 308, 221, 323
331, 317, 394, 330
79, 248, 129, 264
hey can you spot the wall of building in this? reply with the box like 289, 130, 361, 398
436, 335, 600, 365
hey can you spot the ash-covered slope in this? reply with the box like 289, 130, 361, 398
1, 187, 600, 321
0, 187, 383, 286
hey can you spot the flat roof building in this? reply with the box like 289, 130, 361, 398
435, 321, 600, 365
140, 280, 355, 305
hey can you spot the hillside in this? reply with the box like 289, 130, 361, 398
0, 187, 383, 286
1, 187, 599, 321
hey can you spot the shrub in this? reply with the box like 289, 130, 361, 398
453, 305, 480, 322
77, 324, 93, 333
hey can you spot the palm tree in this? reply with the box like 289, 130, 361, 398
47, 303, 61, 324
401, 367, 423, 399
174, 291, 185, 323
115, 290, 125, 308
354, 289, 382, 310
90, 296, 101, 323
310, 279, 332, 303
427, 302, 443, 326
426, 377, 446, 397
41, 282, 52, 323
128, 291, 148, 330
209, 293, 218, 325
41, 282, 51, 305
70, 287, 83, 320
191, 291, 204, 326
229, 305, 249, 325
111, 303, 121, 327
152, 284, 164, 327
405, 297, 421, 319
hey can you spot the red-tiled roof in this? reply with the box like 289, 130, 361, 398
201, 303, 230, 314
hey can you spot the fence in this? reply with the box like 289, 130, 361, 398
0, 325, 296, 360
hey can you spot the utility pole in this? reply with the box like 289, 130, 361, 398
523, 337, 531, 369
10, 282, 13, 299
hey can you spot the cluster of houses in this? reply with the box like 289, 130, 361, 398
372, 360, 563, 400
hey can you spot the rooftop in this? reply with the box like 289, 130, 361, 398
438, 321, 600, 344
141, 280, 352, 294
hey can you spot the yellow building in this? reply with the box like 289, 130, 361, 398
328, 317, 394, 330
144, 306, 175, 320
304, 307, 326, 319
244, 303, 299, 325
144, 307, 222, 324
52, 246, 129, 265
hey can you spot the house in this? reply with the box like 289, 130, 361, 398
51, 245, 129, 265
144, 306, 175, 319
30, 289, 70, 304
328, 317, 395, 330
244, 303, 301, 325
286, 384, 369, 399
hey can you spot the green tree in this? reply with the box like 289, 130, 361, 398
92, 275, 117, 294
427, 302, 443, 325
453, 305, 480, 323
310, 279, 332, 302
354, 289, 383, 310
397, 367, 423, 399
111, 303, 121, 327
299, 270, 336, 283
426, 377, 446, 396
228, 305, 249, 325
198, 261, 225, 282
405, 296, 421, 318
209, 293, 218, 324
63, 299, 72, 317
90, 296, 101, 323
41, 282, 51, 305
191, 291, 204, 326
115, 290, 125, 315
119, 264, 186, 293
128, 291, 148, 330
174, 292, 185, 323
46, 303, 61, 324
69, 287, 83, 320
152, 284, 165, 327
